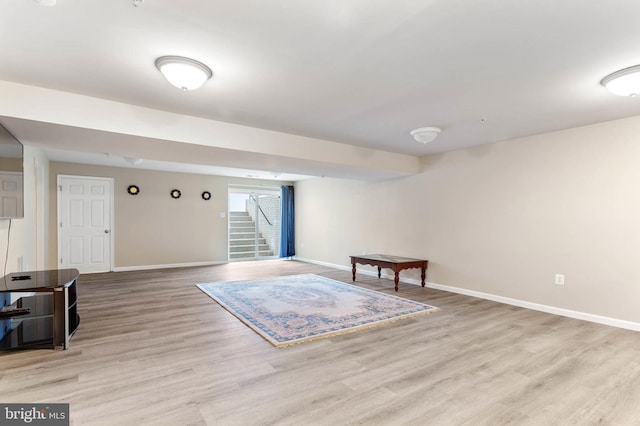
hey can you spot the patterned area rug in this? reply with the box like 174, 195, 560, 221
197, 274, 439, 348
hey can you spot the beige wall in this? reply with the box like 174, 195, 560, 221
48, 162, 287, 269
296, 115, 640, 324
0, 157, 22, 172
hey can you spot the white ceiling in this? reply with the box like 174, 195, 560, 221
1, 0, 640, 180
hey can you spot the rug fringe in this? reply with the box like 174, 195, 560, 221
274, 307, 441, 348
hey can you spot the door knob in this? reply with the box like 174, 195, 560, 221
104, 230, 110, 234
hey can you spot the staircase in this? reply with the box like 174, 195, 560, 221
229, 211, 274, 260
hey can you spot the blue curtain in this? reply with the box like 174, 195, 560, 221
280, 185, 295, 258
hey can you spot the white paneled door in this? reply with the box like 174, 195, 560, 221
58, 175, 113, 273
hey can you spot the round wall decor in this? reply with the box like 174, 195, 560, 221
170, 189, 181, 199
127, 185, 140, 195
201, 191, 211, 200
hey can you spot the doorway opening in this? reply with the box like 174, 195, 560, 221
228, 187, 280, 261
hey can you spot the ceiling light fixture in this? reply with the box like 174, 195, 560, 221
601, 65, 640, 97
155, 56, 212, 91
123, 156, 143, 166
33, 0, 56, 6
410, 127, 442, 144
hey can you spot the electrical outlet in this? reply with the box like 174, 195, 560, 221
555, 274, 565, 286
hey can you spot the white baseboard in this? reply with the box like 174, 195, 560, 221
424, 281, 640, 332
113, 260, 227, 272
294, 257, 640, 332
294, 256, 353, 272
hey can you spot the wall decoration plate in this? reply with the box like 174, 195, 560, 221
170, 189, 181, 199
127, 185, 140, 195
202, 191, 211, 200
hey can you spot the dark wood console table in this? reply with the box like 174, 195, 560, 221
0, 269, 80, 350
350, 254, 428, 292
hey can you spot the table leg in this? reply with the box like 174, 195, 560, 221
352, 263, 356, 282
421, 267, 426, 287
377, 266, 381, 278
394, 272, 399, 292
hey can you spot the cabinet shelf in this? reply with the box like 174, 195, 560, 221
0, 316, 54, 350
1, 269, 80, 351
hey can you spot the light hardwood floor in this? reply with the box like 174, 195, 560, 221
1, 260, 639, 425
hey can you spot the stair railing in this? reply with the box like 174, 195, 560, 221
249, 194, 273, 226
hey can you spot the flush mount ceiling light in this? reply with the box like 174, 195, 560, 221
410, 127, 442, 144
601, 65, 640, 97
155, 56, 213, 91
33, 0, 56, 5
123, 156, 143, 166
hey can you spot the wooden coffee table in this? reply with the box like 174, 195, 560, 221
350, 254, 428, 292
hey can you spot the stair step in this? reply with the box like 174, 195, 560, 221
230, 250, 274, 259
230, 232, 258, 239
230, 245, 271, 253
229, 225, 255, 231
230, 238, 267, 246
230, 242, 270, 248
229, 216, 253, 222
